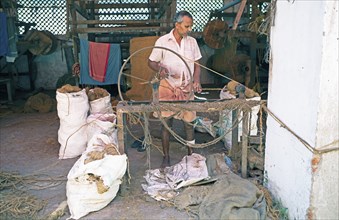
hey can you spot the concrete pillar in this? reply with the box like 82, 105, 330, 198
264, 1, 338, 219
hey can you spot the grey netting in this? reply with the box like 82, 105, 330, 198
16, 0, 225, 35
177, 0, 223, 32
17, 0, 66, 35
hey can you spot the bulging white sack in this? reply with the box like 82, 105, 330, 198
218, 89, 261, 149
86, 113, 117, 143
66, 136, 127, 219
56, 89, 89, 159
89, 94, 113, 114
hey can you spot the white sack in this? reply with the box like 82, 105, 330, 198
89, 94, 113, 114
57, 89, 89, 159
142, 153, 209, 201
86, 113, 117, 143
67, 138, 127, 220
237, 96, 261, 139
87, 133, 119, 155
218, 90, 261, 149
194, 117, 216, 138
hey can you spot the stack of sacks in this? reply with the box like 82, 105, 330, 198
56, 85, 128, 218
66, 87, 128, 219
86, 86, 118, 148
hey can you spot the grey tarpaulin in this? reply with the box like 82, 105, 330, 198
174, 153, 266, 219
199, 172, 266, 219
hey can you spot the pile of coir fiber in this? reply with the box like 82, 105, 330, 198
24, 93, 56, 113
87, 87, 110, 101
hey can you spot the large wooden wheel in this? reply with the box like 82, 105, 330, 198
117, 46, 193, 103
117, 46, 197, 147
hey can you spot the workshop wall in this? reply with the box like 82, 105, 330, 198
265, 1, 338, 219
31, 40, 214, 90
34, 42, 68, 90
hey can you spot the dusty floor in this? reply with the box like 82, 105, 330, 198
0, 91, 227, 220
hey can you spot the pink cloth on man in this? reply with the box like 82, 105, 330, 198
154, 79, 196, 122
89, 42, 110, 82
149, 29, 201, 122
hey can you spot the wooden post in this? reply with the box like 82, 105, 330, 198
63, 45, 75, 74
150, 0, 155, 19
117, 107, 126, 155
241, 111, 249, 178
69, 0, 79, 62
232, 0, 247, 30
249, 32, 257, 87
88, 1, 95, 41
231, 109, 239, 159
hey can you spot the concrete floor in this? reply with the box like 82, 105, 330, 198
0, 97, 225, 219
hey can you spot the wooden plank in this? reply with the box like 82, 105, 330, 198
85, 3, 159, 9
249, 32, 257, 87
93, 12, 151, 16
228, 30, 254, 38
157, 0, 172, 19
117, 108, 126, 154
248, 136, 262, 145
241, 111, 249, 178
116, 99, 258, 174
69, 0, 79, 62
150, 0, 156, 19
72, 1, 89, 20
73, 19, 172, 25
231, 109, 240, 160
232, 0, 247, 30
75, 26, 172, 34
116, 99, 258, 114
87, 0, 95, 41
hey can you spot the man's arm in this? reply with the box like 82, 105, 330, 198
148, 59, 169, 78
148, 59, 159, 72
193, 61, 202, 93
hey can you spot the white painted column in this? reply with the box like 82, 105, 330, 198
265, 1, 338, 219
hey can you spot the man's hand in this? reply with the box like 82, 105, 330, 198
158, 64, 169, 79
193, 82, 202, 93
148, 60, 169, 79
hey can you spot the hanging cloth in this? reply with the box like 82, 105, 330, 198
0, 12, 9, 56
89, 41, 110, 82
80, 39, 121, 85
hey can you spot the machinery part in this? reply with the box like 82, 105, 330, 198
207, 45, 253, 87
23, 29, 57, 55
202, 19, 229, 49
208, 0, 242, 20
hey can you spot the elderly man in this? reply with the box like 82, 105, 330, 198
148, 10, 202, 168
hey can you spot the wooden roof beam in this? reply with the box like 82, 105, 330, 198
75, 26, 171, 34
73, 19, 172, 25
69, 1, 90, 20
85, 3, 159, 10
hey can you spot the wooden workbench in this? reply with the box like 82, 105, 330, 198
116, 98, 260, 178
